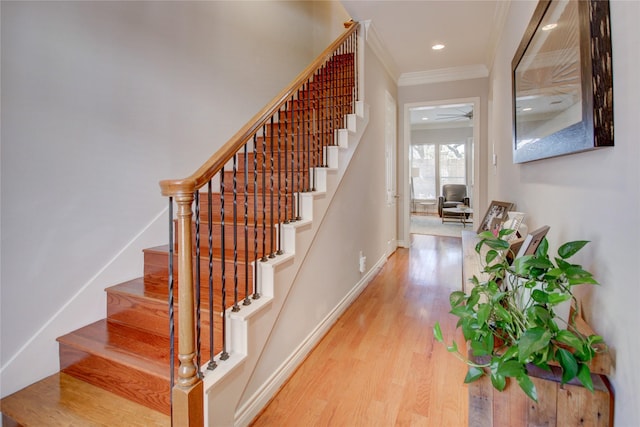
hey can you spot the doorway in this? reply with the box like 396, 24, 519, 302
402, 98, 480, 241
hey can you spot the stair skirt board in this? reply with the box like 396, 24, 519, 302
233, 253, 386, 426
200, 103, 370, 425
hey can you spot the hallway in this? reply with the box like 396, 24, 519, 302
251, 234, 469, 426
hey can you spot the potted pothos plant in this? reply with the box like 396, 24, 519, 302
433, 229, 607, 402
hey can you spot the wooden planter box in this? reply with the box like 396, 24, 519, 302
468, 363, 613, 427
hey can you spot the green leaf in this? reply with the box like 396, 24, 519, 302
535, 237, 549, 258
531, 289, 549, 304
518, 328, 552, 362
556, 348, 578, 384
471, 335, 492, 356
563, 266, 594, 279
491, 372, 506, 391
558, 240, 589, 259
516, 374, 538, 402
502, 346, 519, 361
467, 292, 480, 309
477, 231, 496, 240
576, 363, 594, 392
485, 250, 499, 264
527, 305, 552, 326
494, 304, 512, 323
555, 330, 583, 350
513, 255, 534, 276
461, 318, 475, 341
525, 257, 555, 270
477, 303, 491, 327
544, 267, 563, 278
464, 366, 485, 383
497, 360, 525, 377
446, 341, 459, 353
568, 277, 599, 286
449, 291, 467, 308
484, 239, 510, 251
491, 291, 507, 304
499, 228, 515, 239
450, 306, 472, 319
547, 293, 571, 305
433, 323, 443, 343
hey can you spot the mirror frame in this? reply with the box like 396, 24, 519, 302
511, 0, 613, 164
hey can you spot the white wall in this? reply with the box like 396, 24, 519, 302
489, 1, 640, 425
238, 38, 397, 412
0, 0, 340, 398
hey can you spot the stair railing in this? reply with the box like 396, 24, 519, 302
159, 21, 359, 426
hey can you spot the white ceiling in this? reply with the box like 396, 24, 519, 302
340, 0, 508, 84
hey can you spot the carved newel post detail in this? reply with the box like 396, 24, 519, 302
172, 190, 203, 426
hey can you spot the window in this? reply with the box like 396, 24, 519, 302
411, 142, 467, 201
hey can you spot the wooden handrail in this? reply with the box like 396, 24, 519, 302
159, 21, 358, 197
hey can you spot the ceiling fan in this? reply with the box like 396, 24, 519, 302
437, 108, 473, 121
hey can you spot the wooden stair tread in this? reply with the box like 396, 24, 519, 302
108, 277, 169, 301
57, 319, 171, 378
107, 276, 232, 313
0, 373, 169, 426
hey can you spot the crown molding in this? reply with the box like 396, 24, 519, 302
361, 20, 399, 84
485, 0, 511, 71
398, 64, 489, 87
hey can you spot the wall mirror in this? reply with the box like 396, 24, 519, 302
512, 0, 613, 163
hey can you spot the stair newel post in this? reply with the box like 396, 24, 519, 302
172, 190, 204, 427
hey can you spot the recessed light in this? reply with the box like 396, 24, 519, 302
432, 44, 445, 51
542, 23, 557, 31
522, 107, 533, 112
421, 117, 429, 121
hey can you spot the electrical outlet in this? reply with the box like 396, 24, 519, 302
359, 251, 366, 273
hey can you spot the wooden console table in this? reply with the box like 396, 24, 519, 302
461, 230, 614, 426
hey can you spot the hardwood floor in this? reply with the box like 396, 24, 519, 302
0, 234, 467, 426
251, 234, 469, 426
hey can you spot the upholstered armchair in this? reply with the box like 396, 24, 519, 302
438, 184, 469, 217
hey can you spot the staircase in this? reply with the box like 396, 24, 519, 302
53, 23, 367, 425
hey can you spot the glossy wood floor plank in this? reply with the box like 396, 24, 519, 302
251, 234, 469, 426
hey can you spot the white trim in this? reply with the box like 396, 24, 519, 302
234, 253, 387, 426
398, 64, 489, 86
485, 1, 511, 72
361, 20, 399, 83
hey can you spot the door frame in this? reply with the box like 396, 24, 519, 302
401, 97, 480, 246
